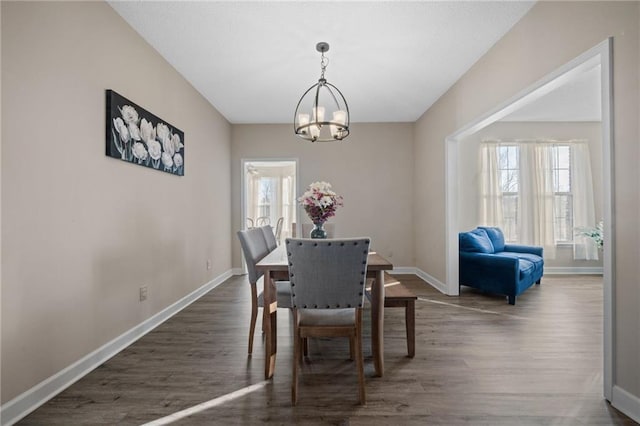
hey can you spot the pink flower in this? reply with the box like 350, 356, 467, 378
298, 181, 343, 223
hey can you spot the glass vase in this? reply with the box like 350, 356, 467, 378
310, 221, 327, 239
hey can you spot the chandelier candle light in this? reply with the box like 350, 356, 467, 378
294, 42, 350, 142
298, 181, 343, 238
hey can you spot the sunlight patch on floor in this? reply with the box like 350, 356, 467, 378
141, 381, 270, 426
417, 297, 528, 320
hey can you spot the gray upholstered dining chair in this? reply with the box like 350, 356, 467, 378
260, 225, 277, 251
237, 228, 292, 355
285, 237, 370, 405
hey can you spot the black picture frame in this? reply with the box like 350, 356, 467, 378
106, 89, 184, 176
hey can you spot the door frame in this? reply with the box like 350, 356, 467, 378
240, 157, 300, 233
444, 39, 614, 400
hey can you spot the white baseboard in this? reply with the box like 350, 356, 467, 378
612, 385, 640, 423
415, 268, 448, 294
231, 267, 245, 275
390, 267, 448, 294
390, 266, 416, 275
0, 269, 233, 426
545, 266, 604, 275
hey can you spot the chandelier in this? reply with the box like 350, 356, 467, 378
294, 42, 350, 142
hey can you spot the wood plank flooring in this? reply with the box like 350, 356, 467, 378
18, 274, 637, 425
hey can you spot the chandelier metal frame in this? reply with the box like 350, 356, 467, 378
294, 42, 350, 142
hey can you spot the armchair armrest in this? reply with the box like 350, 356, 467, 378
504, 244, 543, 257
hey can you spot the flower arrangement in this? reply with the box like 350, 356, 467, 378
575, 220, 604, 249
298, 181, 343, 224
112, 106, 184, 172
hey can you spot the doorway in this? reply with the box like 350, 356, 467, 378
241, 159, 298, 245
445, 39, 613, 399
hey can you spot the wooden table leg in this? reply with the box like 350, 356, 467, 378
371, 269, 385, 377
263, 270, 277, 379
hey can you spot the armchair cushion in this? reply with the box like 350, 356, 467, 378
478, 226, 505, 252
493, 251, 544, 279
459, 228, 495, 253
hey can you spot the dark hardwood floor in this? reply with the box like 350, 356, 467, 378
18, 274, 637, 425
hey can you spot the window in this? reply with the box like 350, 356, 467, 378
552, 145, 573, 243
498, 145, 519, 242
496, 143, 573, 244
257, 177, 276, 220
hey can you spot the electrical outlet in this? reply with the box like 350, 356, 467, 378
206, 259, 212, 270
139, 286, 148, 302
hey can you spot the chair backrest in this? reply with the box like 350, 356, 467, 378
237, 228, 270, 284
255, 216, 270, 226
246, 217, 254, 229
274, 217, 284, 245
260, 225, 278, 251
285, 238, 370, 309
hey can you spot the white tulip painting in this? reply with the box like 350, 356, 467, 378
106, 90, 184, 176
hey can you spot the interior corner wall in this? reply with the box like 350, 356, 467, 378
413, 0, 639, 408
230, 123, 415, 270
1, 1, 231, 403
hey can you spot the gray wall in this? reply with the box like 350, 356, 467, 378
231, 123, 415, 269
1, 2, 232, 403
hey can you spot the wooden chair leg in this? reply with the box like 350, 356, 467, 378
298, 337, 305, 364
292, 311, 299, 405
248, 285, 258, 355
349, 336, 355, 361
303, 338, 309, 357
405, 301, 415, 358
356, 309, 366, 405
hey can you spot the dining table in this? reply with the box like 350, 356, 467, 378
255, 243, 393, 379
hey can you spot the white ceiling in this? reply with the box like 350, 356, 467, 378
108, 1, 535, 124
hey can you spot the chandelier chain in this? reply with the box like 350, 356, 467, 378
320, 52, 329, 80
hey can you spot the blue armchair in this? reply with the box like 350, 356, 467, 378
459, 227, 543, 305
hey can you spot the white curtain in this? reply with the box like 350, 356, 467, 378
479, 139, 597, 260
246, 171, 260, 227
479, 142, 504, 228
572, 142, 598, 260
519, 143, 556, 258
281, 176, 295, 240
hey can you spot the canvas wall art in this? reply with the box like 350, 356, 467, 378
106, 89, 184, 176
